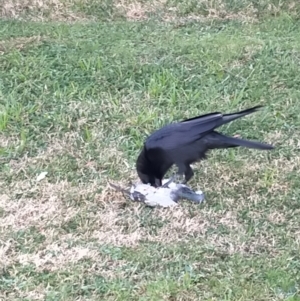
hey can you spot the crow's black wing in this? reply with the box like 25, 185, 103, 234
145, 112, 223, 150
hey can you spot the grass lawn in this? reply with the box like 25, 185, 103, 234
0, 0, 300, 300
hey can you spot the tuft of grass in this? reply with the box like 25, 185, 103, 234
0, 0, 300, 300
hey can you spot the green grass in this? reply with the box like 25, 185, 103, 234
1, 0, 300, 300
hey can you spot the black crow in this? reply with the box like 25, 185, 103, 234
136, 105, 274, 187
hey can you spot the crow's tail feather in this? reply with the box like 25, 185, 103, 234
218, 105, 263, 127
222, 135, 274, 150
206, 132, 274, 150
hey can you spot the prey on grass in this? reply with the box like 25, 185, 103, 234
109, 178, 204, 208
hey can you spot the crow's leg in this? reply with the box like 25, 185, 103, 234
162, 164, 194, 188
181, 164, 194, 184
175, 163, 193, 185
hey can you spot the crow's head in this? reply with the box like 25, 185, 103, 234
136, 147, 163, 187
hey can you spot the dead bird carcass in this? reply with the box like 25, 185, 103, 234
109, 179, 205, 208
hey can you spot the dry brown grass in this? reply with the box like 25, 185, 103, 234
0, 0, 261, 23
0, 0, 87, 21
115, 0, 260, 23
115, 0, 166, 21
1, 0, 298, 24
0, 134, 20, 149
